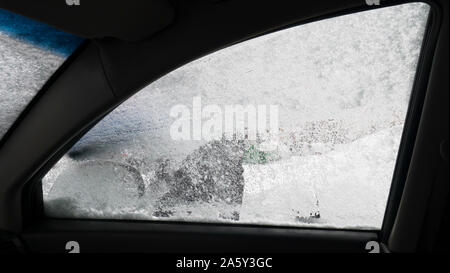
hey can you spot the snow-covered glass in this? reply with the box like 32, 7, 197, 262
43, 3, 430, 229
0, 9, 83, 140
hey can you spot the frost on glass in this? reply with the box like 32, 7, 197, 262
43, 3, 429, 229
0, 9, 83, 140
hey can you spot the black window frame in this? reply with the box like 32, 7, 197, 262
15, 1, 443, 244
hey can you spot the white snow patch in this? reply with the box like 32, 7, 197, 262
0, 32, 66, 139
42, 3, 430, 229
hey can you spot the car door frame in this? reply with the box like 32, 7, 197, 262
0, 0, 447, 253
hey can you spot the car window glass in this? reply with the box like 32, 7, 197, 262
42, 3, 430, 229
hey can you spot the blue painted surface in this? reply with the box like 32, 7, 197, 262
0, 8, 83, 56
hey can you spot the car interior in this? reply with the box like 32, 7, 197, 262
0, 0, 448, 254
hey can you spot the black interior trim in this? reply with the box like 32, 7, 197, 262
21, 220, 378, 253
387, 0, 448, 251
380, 1, 442, 243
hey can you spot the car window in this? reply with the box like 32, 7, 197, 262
0, 8, 83, 140
42, 3, 430, 229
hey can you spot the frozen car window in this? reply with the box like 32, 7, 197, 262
43, 3, 430, 229
0, 9, 83, 140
